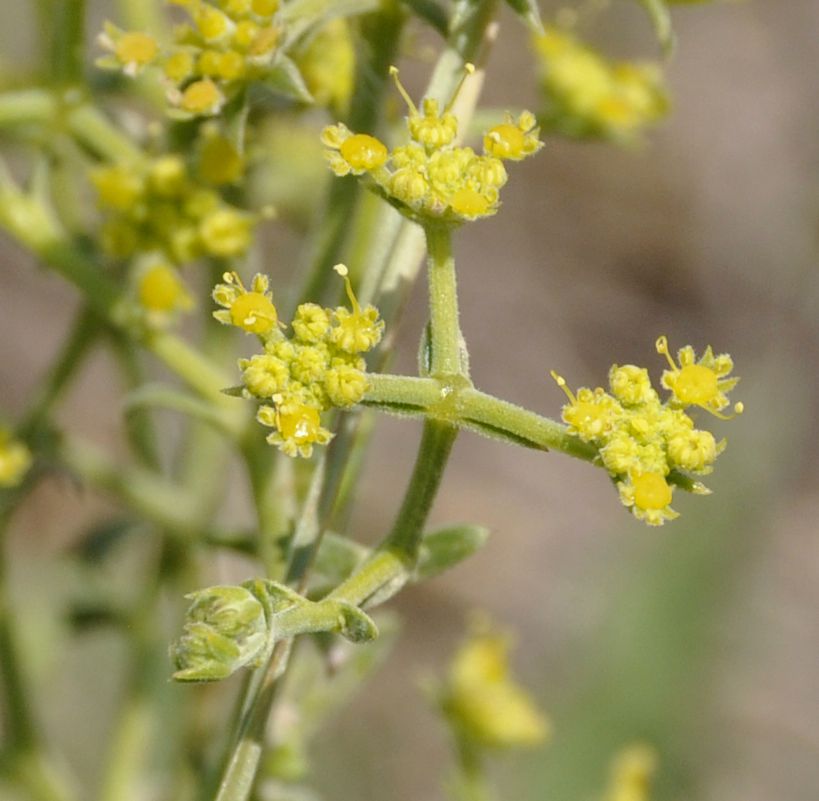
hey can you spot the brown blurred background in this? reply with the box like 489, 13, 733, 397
1, 1, 818, 800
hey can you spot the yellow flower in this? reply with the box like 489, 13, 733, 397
551, 372, 622, 442
291, 303, 331, 344
91, 164, 144, 211
483, 111, 543, 161
138, 262, 194, 315
667, 427, 723, 473
0, 431, 32, 488
199, 208, 252, 257
213, 272, 278, 335
329, 265, 384, 354
656, 335, 742, 418
324, 363, 369, 407
178, 79, 225, 116
97, 23, 158, 76
257, 398, 333, 458
239, 353, 290, 398
441, 619, 550, 749
608, 364, 656, 406
321, 124, 388, 176
618, 471, 678, 526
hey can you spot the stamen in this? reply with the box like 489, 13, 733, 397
333, 263, 360, 313
388, 66, 418, 115
655, 335, 677, 372
549, 370, 576, 403
443, 62, 476, 114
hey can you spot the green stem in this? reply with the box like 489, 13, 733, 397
458, 388, 598, 460
328, 418, 457, 606
425, 224, 467, 379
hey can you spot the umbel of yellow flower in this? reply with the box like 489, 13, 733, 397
214, 266, 383, 457
321, 64, 543, 225
0, 430, 32, 488
551, 336, 741, 525
439, 619, 549, 749
97, 0, 284, 117
91, 151, 256, 264
532, 26, 668, 142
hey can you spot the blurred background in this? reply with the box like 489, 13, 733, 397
1, 1, 818, 800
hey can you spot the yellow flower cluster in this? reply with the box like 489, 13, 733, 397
533, 26, 668, 141
213, 266, 383, 457
91, 154, 254, 263
97, 0, 283, 117
321, 66, 543, 225
0, 430, 32, 488
439, 620, 549, 749
602, 744, 657, 801
552, 337, 742, 525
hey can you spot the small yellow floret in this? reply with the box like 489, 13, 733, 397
199, 208, 252, 257
339, 134, 388, 172
292, 303, 330, 343
92, 165, 143, 211
656, 335, 741, 418
552, 371, 620, 442
483, 113, 542, 161
618, 471, 678, 526
164, 50, 195, 82
138, 263, 193, 313
449, 188, 490, 218
196, 5, 231, 41
213, 272, 278, 335
258, 399, 332, 458
115, 32, 158, 69
180, 79, 224, 115
230, 292, 277, 334
633, 472, 672, 511
330, 264, 384, 353
609, 364, 656, 406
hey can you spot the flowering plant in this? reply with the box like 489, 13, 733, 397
0, 1, 742, 800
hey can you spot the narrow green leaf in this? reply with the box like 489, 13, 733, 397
416, 523, 490, 581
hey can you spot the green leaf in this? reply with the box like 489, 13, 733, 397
636, 0, 676, 55
503, 0, 544, 34
416, 523, 490, 581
